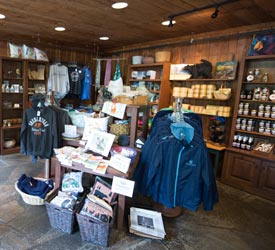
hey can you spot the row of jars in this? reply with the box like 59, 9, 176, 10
238, 102, 275, 118
232, 134, 254, 151
240, 87, 275, 101
236, 118, 275, 135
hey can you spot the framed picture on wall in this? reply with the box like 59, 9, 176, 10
248, 34, 275, 56
215, 61, 238, 80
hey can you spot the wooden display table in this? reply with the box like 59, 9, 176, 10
52, 153, 138, 230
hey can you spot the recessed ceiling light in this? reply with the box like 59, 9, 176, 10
112, 2, 128, 9
161, 20, 176, 26
0, 14, 6, 19
54, 26, 66, 31
99, 36, 109, 41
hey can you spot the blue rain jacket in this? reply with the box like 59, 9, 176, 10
133, 109, 218, 211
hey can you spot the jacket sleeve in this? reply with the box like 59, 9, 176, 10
20, 111, 28, 155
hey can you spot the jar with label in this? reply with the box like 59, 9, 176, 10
258, 110, 264, 117
246, 71, 254, 82
239, 102, 244, 109
5, 84, 10, 93
236, 135, 243, 148
232, 135, 238, 147
265, 121, 271, 128
262, 73, 269, 83
258, 104, 264, 111
246, 137, 254, 151
246, 90, 253, 100
264, 111, 270, 118
253, 87, 261, 100
259, 120, 265, 127
251, 109, 257, 116
270, 90, 275, 101
271, 112, 275, 118
259, 126, 264, 133
265, 128, 271, 134
241, 136, 248, 149
246, 125, 252, 131
265, 105, 271, 111
247, 119, 254, 125
240, 90, 247, 99
254, 69, 261, 79
244, 103, 250, 109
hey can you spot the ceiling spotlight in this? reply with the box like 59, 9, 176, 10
211, 6, 219, 19
54, 26, 66, 31
112, 2, 128, 9
168, 18, 174, 27
161, 20, 176, 26
0, 13, 6, 19
99, 36, 109, 40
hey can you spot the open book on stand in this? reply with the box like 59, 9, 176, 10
129, 207, 166, 239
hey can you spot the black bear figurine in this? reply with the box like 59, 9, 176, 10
183, 59, 213, 79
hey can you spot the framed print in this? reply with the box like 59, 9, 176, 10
248, 34, 275, 56
85, 130, 115, 157
215, 61, 238, 80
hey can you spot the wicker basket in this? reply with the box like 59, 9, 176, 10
213, 89, 231, 100
76, 204, 116, 247
155, 51, 171, 62
15, 178, 55, 205
45, 189, 82, 234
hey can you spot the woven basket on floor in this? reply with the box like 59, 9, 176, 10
15, 177, 55, 206
45, 189, 82, 234
76, 204, 116, 247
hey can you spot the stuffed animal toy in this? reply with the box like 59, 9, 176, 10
183, 59, 213, 79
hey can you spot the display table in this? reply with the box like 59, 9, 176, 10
52, 153, 138, 230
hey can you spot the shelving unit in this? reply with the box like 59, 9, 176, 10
127, 62, 171, 118
221, 55, 275, 201
0, 57, 49, 155
170, 78, 235, 145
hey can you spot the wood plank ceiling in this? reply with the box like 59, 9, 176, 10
0, 0, 274, 53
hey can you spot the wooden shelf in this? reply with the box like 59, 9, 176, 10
129, 79, 161, 82
237, 114, 275, 121
240, 99, 275, 104
235, 129, 275, 137
28, 78, 46, 81
226, 146, 275, 161
1, 146, 20, 155
2, 124, 22, 130
171, 78, 234, 82
242, 81, 275, 84
129, 63, 166, 68
2, 107, 23, 110
3, 77, 24, 80
176, 96, 229, 101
